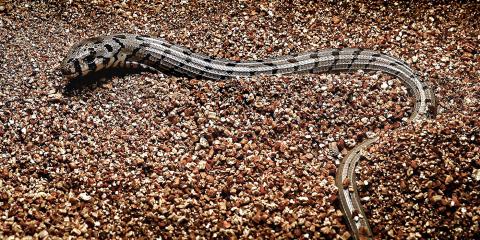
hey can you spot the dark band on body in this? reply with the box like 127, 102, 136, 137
114, 34, 127, 39
365, 54, 379, 69
135, 35, 146, 41
328, 49, 341, 71
104, 44, 113, 52
138, 53, 152, 64
112, 38, 126, 62
161, 42, 172, 48
125, 47, 141, 63
288, 58, 298, 63
347, 49, 363, 69
139, 42, 151, 48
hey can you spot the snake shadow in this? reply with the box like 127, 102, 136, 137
62, 67, 179, 96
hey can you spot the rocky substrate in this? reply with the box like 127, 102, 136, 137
1, 0, 479, 239
358, 113, 480, 239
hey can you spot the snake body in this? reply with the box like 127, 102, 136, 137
61, 33, 436, 239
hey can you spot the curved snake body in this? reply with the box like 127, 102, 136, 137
61, 34, 433, 120
62, 33, 436, 239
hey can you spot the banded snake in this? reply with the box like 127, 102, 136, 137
61, 33, 436, 239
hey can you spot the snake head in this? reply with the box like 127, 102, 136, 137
61, 37, 112, 79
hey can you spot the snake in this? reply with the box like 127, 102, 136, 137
61, 33, 436, 239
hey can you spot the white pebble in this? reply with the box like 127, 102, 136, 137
79, 193, 91, 201
361, 196, 370, 202
199, 137, 209, 148
198, 160, 207, 170
473, 169, 480, 181
297, 196, 309, 201
381, 82, 389, 89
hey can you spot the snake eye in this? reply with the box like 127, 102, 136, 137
83, 54, 95, 63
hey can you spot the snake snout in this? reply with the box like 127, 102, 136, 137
60, 65, 70, 75
60, 64, 74, 77
60, 56, 82, 79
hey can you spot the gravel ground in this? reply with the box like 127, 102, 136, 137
0, 0, 479, 239
357, 114, 480, 239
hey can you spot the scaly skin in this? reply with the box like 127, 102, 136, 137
61, 33, 437, 239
